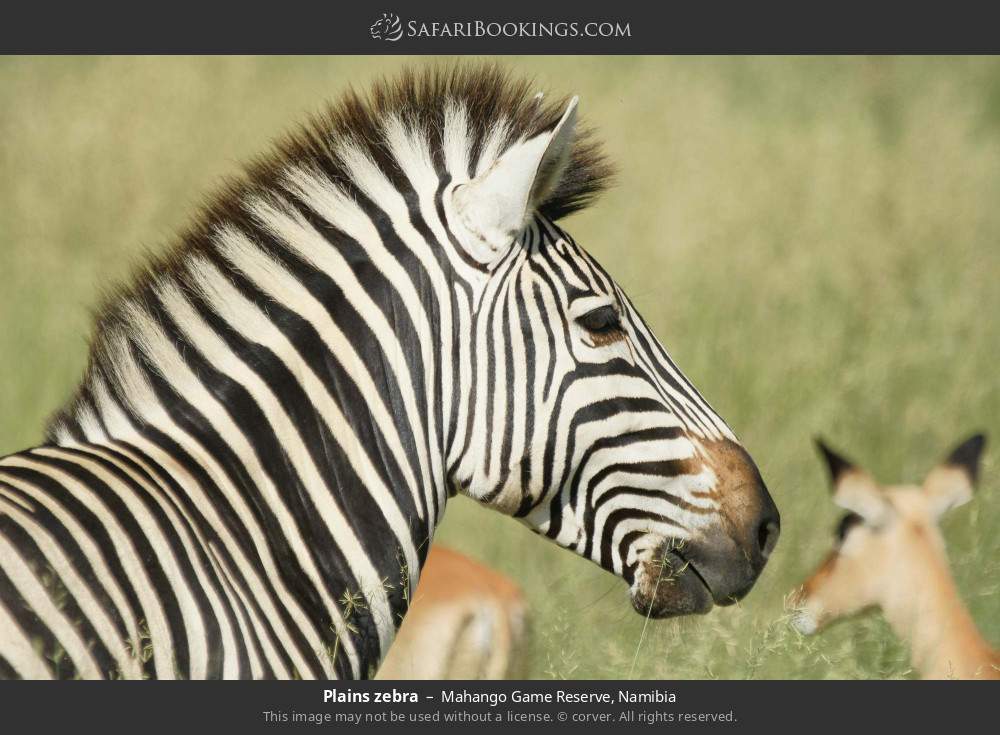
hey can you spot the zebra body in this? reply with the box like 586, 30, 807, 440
0, 66, 779, 679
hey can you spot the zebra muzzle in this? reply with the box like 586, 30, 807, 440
629, 547, 715, 619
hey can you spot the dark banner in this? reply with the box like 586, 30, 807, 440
2, 0, 1000, 53
1, 680, 993, 732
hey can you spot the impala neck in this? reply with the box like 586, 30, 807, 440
882, 542, 997, 679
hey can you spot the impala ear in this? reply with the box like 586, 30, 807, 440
924, 433, 986, 518
814, 437, 889, 525
453, 97, 578, 254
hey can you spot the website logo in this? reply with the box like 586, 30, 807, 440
370, 13, 403, 42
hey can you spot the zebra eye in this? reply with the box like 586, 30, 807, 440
577, 305, 624, 345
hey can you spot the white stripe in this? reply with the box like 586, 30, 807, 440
202, 540, 264, 678
85, 435, 245, 680
157, 270, 404, 656
441, 101, 471, 181
90, 375, 293, 678
0, 466, 144, 678
223, 209, 428, 526
0, 595, 52, 679
279, 168, 447, 520
33, 446, 210, 679
2, 454, 175, 679
448, 284, 473, 475
100, 323, 337, 679
610, 518, 686, 575
0, 531, 104, 679
0, 494, 136, 678
316, 142, 449, 502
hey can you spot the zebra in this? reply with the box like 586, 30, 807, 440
0, 65, 780, 680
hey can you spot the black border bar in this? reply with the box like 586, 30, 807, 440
2, 679, 995, 733
2, 1, 1000, 54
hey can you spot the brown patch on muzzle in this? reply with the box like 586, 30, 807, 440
680, 439, 781, 605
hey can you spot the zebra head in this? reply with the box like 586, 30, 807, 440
445, 97, 780, 618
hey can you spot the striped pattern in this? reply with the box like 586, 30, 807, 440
1, 67, 742, 679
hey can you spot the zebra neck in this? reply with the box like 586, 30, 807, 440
42, 180, 472, 676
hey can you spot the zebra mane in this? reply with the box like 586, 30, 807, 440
46, 64, 613, 440
284, 63, 615, 220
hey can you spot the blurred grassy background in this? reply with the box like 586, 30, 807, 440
1, 56, 998, 679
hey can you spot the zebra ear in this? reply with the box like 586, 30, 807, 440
453, 97, 578, 254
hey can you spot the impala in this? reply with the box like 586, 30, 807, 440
377, 546, 526, 679
791, 434, 999, 680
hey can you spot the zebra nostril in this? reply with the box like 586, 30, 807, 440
758, 519, 780, 559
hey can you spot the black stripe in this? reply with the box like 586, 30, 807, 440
599, 509, 686, 574
143, 290, 385, 676
68, 443, 224, 678
0, 464, 154, 678
312, 180, 442, 512
0, 655, 20, 680
0, 478, 131, 646
213, 223, 428, 542
131, 343, 322, 678
478, 246, 521, 481
183, 258, 418, 653
543, 392, 671, 541
0, 511, 119, 677
0, 561, 66, 678
513, 272, 538, 516
108, 439, 252, 679
122, 427, 290, 677
272, 200, 436, 525
103, 382, 293, 679
618, 530, 647, 583
23, 450, 190, 677
569, 426, 687, 518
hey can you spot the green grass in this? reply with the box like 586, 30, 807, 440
2, 56, 998, 679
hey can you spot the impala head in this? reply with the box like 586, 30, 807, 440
441, 79, 780, 618
791, 434, 987, 634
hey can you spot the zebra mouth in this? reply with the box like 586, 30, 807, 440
630, 548, 715, 619
669, 548, 713, 593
